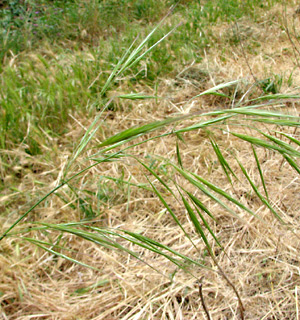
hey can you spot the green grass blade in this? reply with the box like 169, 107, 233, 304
260, 131, 300, 158
0, 182, 64, 241
134, 157, 177, 198
146, 177, 198, 250
98, 175, 151, 192
252, 146, 269, 200
209, 138, 238, 184
282, 154, 300, 175
98, 116, 183, 148
100, 37, 138, 96
249, 93, 300, 102
64, 99, 111, 176
122, 23, 182, 73
186, 80, 240, 104
72, 279, 110, 295
279, 132, 300, 147
24, 237, 100, 271
185, 191, 222, 248
37, 222, 163, 274
176, 141, 183, 169
172, 164, 257, 218
120, 230, 209, 270
0, 155, 124, 240
251, 118, 300, 127
18, 237, 74, 252
180, 192, 213, 256
225, 108, 300, 119
176, 115, 232, 133
186, 191, 216, 221
116, 93, 159, 100
116, 7, 176, 75
236, 160, 283, 222
230, 132, 295, 156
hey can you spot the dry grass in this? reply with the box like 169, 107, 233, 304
1, 3, 300, 320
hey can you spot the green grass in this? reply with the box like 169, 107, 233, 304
0, 0, 289, 154
1, 1, 300, 318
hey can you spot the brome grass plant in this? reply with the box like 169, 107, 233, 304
1, 1, 300, 319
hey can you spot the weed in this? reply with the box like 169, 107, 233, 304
1, 1, 300, 319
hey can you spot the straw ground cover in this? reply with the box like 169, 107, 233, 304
1, 1, 300, 319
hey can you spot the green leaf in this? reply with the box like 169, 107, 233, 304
146, 177, 198, 250
180, 193, 213, 256
236, 160, 283, 222
282, 154, 300, 175
279, 132, 300, 147
260, 131, 300, 158
172, 164, 257, 218
230, 132, 297, 156
186, 191, 216, 221
252, 146, 269, 200
185, 191, 222, 248
98, 116, 183, 148
73, 280, 110, 295
121, 230, 208, 270
25, 237, 100, 271
209, 138, 238, 185
116, 93, 159, 100
176, 115, 232, 133
176, 140, 183, 169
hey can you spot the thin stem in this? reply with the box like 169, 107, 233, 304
199, 277, 212, 320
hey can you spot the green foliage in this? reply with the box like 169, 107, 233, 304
0, 55, 94, 151
258, 74, 283, 94
0, 0, 77, 63
0, 0, 290, 153
1, 3, 299, 316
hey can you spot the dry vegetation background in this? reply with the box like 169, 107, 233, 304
1, 1, 300, 319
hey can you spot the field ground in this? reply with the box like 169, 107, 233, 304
1, 1, 300, 319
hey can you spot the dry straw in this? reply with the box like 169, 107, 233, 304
1, 2, 300, 320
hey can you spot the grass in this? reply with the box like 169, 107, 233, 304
0, 0, 289, 153
1, 0, 300, 319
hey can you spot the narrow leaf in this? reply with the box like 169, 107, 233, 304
147, 177, 198, 250
180, 193, 213, 256
185, 192, 222, 248
237, 160, 283, 222
210, 138, 238, 184
176, 141, 183, 169
252, 146, 269, 200
283, 154, 300, 175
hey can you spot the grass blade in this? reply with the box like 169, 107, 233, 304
230, 132, 298, 156
98, 116, 183, 148
121, 230, 208, 270
179, 192, 213, 256
24, 237, 100, 271
282, 154, 300, 175
186, 191, 216, 221
185, 191, 222, 248
176, 115, 232, 133
236, 159, 283, 222
260, 131, 300, 158
146, 177, 198, 250
64, 99, 112, 176
252, 146, 269, 200
176, 140, 183, 169
172, 164, 257, 218
210, 138, 238, 184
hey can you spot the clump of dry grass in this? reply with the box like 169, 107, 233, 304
1, 2, 300, 320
